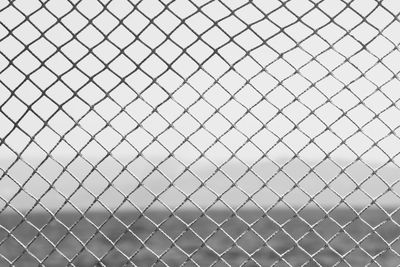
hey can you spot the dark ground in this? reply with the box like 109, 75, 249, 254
1, 206, 400, 266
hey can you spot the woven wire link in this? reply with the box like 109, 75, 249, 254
1, 0, 400, 265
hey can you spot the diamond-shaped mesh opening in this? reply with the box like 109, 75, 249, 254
2, 0, 400, 265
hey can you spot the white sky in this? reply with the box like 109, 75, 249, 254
1, 0, 400, 209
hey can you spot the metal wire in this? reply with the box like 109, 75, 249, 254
1, 0, 400, 266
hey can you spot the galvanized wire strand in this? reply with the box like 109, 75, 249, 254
1, 0, 400, 265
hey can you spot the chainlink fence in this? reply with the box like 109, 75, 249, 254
1, 0, 400, 266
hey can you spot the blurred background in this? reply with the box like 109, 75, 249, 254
2, 0, 400, 265
1, 0, 400, 211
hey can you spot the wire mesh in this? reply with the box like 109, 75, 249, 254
1, 0, 400, 266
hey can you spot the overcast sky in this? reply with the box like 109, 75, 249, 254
1, 0, 400, 209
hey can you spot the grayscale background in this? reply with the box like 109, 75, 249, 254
1, 0, 400, 210
2, 0, 400, 266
